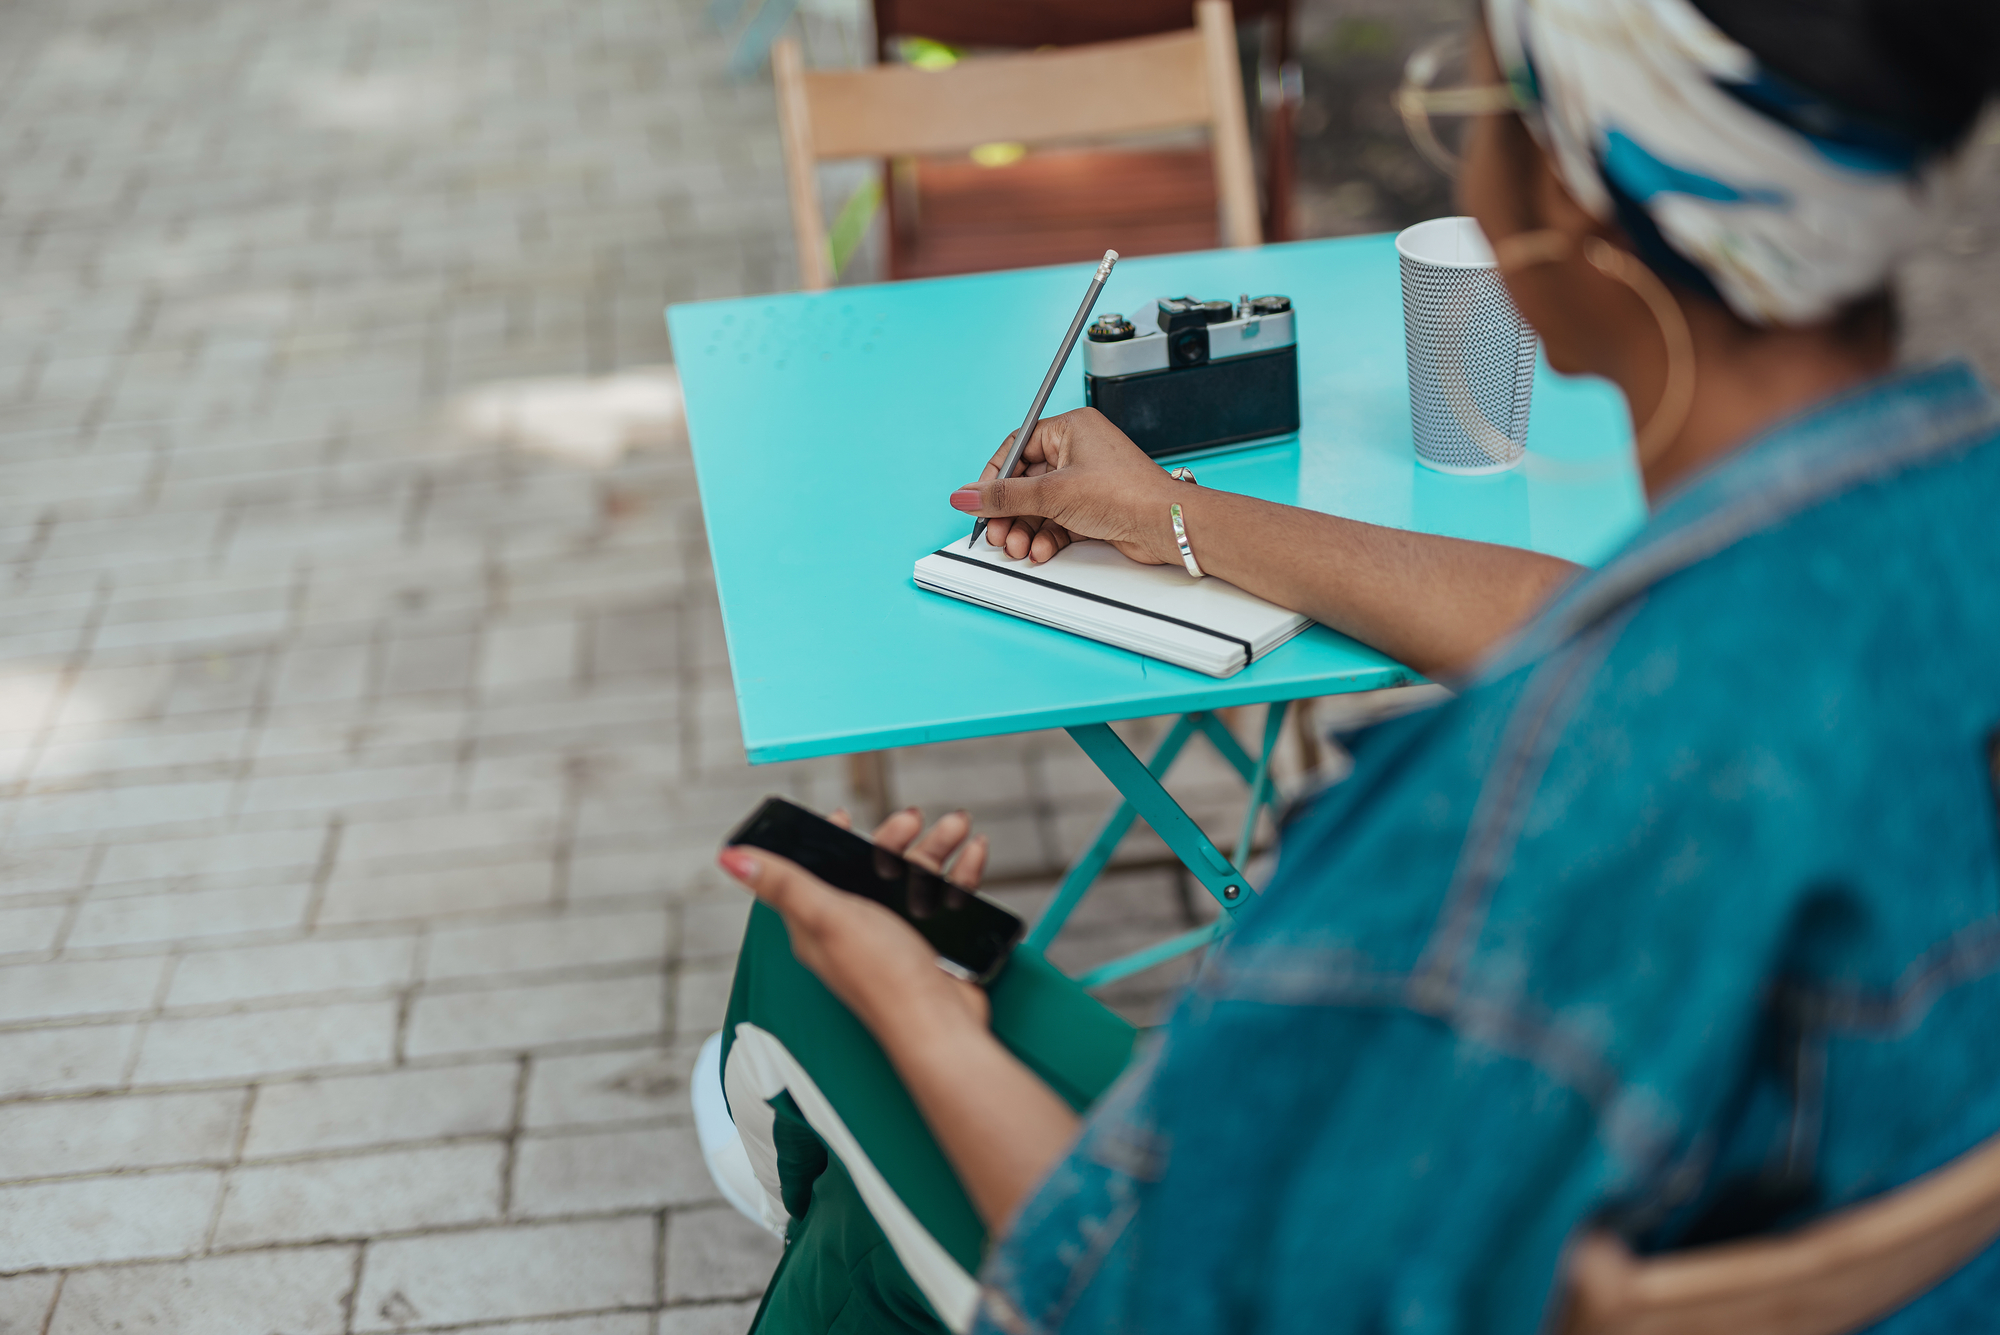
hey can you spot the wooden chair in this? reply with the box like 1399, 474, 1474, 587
869, 0, 1298, 249
771, 0, 1261, 290
1563, 1128, 2000, 1335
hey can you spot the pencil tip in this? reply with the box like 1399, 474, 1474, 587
966, 521, 984, 550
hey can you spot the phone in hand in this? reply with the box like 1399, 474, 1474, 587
724, 796, 1025, 985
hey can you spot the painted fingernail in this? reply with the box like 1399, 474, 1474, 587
717, 848, 759, 881
949, 488, 982, 512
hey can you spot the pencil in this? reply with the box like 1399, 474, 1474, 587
967, 249, 1119, 551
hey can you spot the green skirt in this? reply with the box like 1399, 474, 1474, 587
722, 903, 1138, 1333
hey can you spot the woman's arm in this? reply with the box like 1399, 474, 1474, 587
719, 812, 1078, 1230
955, 410, 1581, 678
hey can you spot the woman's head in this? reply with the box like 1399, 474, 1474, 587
1470, 0, 1995, 327
1455, 0, 1995, 482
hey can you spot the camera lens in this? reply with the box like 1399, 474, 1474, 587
1167, 326, 1209, 367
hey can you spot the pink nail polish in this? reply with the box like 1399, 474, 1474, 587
717, 848, 759, 881
949, 488, 982, 513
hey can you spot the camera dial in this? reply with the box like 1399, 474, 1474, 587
1087, 313, 1136, 342
1250, 295, 1292, 315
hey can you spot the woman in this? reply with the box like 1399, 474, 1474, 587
720, 0, 2000, 1329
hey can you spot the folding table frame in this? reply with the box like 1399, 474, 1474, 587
1026, 700, 1291, 989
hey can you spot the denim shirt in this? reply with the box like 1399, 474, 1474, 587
973, 363, 2000, 1335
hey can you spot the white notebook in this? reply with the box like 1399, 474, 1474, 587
914, 539, 1313, 678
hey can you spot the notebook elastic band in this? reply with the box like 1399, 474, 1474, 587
928, 549, 1252, 669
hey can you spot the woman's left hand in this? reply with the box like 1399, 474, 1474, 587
717, 808, 992, 1040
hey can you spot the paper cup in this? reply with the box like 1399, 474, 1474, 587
1397, 216, 1538, 474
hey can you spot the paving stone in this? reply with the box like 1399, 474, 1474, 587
0, 845, 94, 899
340, 806, 560, 869
524, 1044, 702, 1130
0, 1273, 60, 1334
0, 1023, 138, 1098
166, 933, 420, 1006
317, 859, 557, 925
95, 825, 328, 888
670, 966, 735, 1044
0, 900, 67, 956
589, 606, 678, 679
237, 761, 458, 817
513, 1124, 714, 1216
245, 1062, 520, 1158
214, 1141, 506, 1246
454, 1319, 653, 1335
406, 975, 667, 1058
11, 779, 236, 839
382, 630, 478, 696
0, 1169, 221, 1269
481, 615, 581, 694
0, 956, 169, 1023
663, 1205, 783, 1304
271, 641, 373, 706
48, 1245, 355, 1335
425, 908, 673, 982
656, 1302, 759, 1335
132, 1000, 399, 1085
66, 880, 313, 949
352, 1217, 657, 1331
0, 1089, 245, 1182
676, 896, 752, 964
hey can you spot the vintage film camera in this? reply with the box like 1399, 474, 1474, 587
1082, 294, 1299, 458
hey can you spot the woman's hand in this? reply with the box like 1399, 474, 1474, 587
717, 808, 992, 1040
949, 408, 1183, 566
722, 808, 1086, 1231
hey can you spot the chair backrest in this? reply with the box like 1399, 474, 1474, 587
771, 0, 1260, 290
1562, 1128, 2000, 1335
870, 0, 1291, 55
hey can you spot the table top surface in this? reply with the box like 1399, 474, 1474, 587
668, 234, 1646, 764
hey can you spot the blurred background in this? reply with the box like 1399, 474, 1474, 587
0, 0, 1993, 1331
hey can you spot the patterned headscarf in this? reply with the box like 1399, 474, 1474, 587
1483, 0, 1948, 325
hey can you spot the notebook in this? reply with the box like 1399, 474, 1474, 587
913, 539, 1313, 678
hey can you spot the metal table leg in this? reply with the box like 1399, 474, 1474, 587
1028, 702, 1291, 988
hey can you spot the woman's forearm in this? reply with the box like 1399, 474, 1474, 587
875, 1007, 1080, 1231
1166, 490, 1580, 677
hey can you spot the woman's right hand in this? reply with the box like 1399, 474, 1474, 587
950, 408, 1184, 566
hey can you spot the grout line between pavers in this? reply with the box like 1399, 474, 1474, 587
35, 1272, 63, 1335
340, 1242, 364, 1335
301, 815, 346, 932
498, 1054, 529, 1218
653, 1208, 668, 1310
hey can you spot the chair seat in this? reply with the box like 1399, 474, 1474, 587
891, 147, 1223, 280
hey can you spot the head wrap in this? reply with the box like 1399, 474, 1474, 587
1484, 0, 1947, 326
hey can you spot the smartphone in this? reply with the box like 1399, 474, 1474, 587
724, 796, 1025, 985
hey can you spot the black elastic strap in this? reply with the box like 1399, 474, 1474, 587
928, 549, 1251, 669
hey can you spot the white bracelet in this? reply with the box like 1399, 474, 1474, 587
1170, 501, 1203, 578
1165, 467, 1203, 578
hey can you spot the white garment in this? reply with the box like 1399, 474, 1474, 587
720, 1022, 982, 1334
1484, 0, 1944, 325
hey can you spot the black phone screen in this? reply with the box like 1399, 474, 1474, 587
724, 796, 1025, 985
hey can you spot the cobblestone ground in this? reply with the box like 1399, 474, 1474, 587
0, 0, 1281, 1330
5, 0, 1995, 1330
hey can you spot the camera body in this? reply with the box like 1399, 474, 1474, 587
1082, 295, 1299, 458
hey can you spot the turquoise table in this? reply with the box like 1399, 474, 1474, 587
668, 234, 1645, 985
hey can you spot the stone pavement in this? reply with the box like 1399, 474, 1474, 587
4, 0, 1995, 1329
0, 0, 1286, 1331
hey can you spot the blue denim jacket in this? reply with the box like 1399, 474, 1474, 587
973, 363, 2000, 1335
